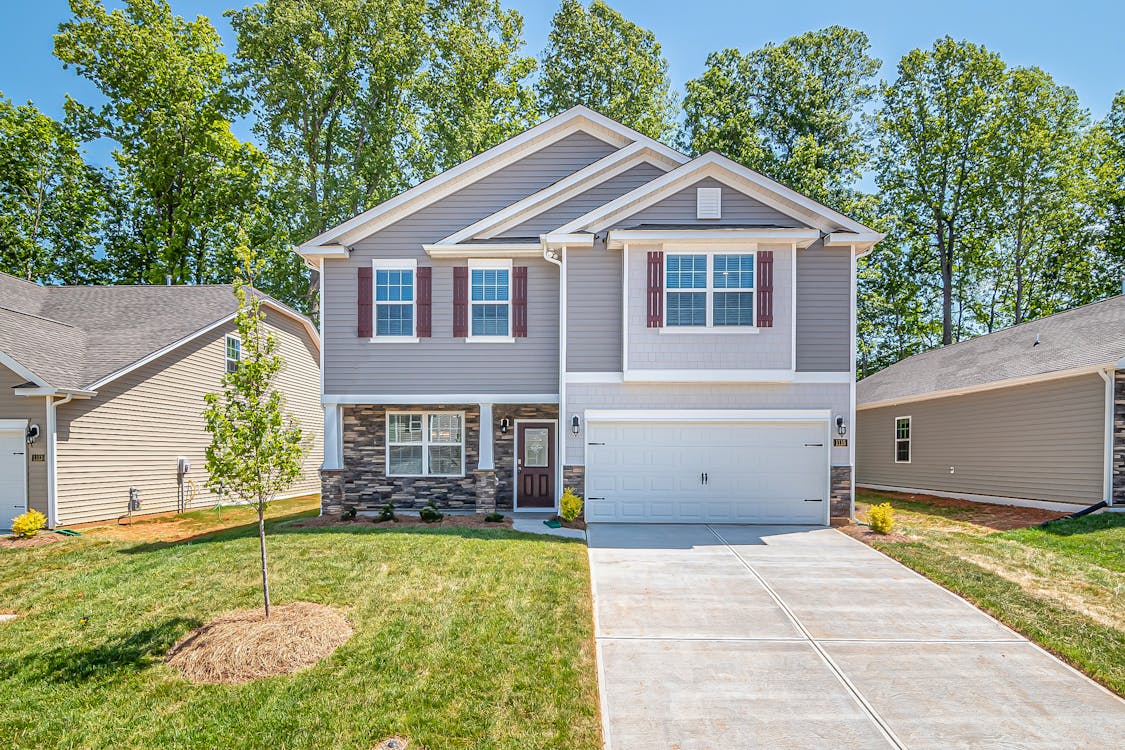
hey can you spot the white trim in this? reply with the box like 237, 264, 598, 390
224, 334, 241, 373
825, 232, 885, 254
463, 336, 515, 344
622, 242, 630, 373
385, 410, 466, 478
0, 419, 30, 430
565, 372, 625, 383
857, 363, 1112, 411
0, 419, 29, 530
605, 228, 820, 249
12, 387, 95, 397
370, 258, 417, 340
657, 327, 760, 335
294, 244, 349, 266
791, 242, 798, 373
370, 337, 420, 344
563, 370, 849, 385
623, 369, 797, 383
468, 258, 513, 340
424, 243, 543, 258
894, 415, 912, 464
441, 142, 687, 244
513, 418, 560, 512
856, 483, 1089, 514
544, 232, 595, 247
0, 352, 49, 388
1100, 368, 1115, 505
478, 403, 495, 471
794, 371, 853, 384
584, 408, 832, 423
322, 405, 343, 471
848, 243, 857, 517
300, 107, 676, 249
323, 393, 559, 405
663, 249, 758, 329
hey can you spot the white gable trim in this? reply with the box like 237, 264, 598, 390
605, 228, 820, 249
440, 141, 688, 245
423, 243, 543, 258
0, 351, 49, 388
555, 153, 876, 236
299, 107, 672, 250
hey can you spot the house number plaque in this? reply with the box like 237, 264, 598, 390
833, 439, 848, 447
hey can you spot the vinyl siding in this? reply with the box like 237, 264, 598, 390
323, 131, 615, 396
796, 240, 851, 371
566, 247, 623, 372
0, 364, 48, 516
500, 162, 667, 238
616, 177, 805, 228
54, 311, 322, 525
855, 374, 1106, 504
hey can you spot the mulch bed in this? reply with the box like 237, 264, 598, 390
0, 533, 65, 550
837, 522, 912, 545
290, 514, 514, 530
862, 490, 1067, 531
166, 602, 351, 684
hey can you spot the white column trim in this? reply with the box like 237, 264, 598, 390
478, 402, 495, 471
323, 405, 343, 470
1101, 368, 1115, 505
45, 396, 58, 529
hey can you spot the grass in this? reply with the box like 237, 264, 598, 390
0, 502, 601, 749
855, 490, 1125, 696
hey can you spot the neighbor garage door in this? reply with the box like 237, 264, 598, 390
584, 416, 830, 524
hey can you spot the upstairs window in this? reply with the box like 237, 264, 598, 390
895, 417, 911, 463
373, 260, 416, 338
225, 335, 241, 373
666, 252, 755, 328
469, 259, 511, 338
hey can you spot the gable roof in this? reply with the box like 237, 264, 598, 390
0, 272, 317, 392
857, 295, 1125, 408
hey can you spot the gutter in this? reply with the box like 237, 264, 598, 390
45, 392, 78, 529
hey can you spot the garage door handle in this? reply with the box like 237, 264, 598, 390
588, 497, 606, 501
804, 443, 823, 447
804, 498, 823, 502
587, 442, 605, 446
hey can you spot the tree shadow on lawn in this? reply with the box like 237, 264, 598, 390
12, 617, 199, 684
1019, 512, 1125, 538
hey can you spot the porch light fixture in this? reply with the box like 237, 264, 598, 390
571, 415, 581, 435
499, 418, 510, 434
835, 416, 847, 437
26, 424, 40, 444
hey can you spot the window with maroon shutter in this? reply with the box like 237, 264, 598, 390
513, 266, 528, 337
453, 266, 468, 337
757, 250, 774, 327
646, 251, 664, 327
416, 266, 432, 337
357, 266, 373, 338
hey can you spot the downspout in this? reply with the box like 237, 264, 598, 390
1100, 367, 1116, 506
543, 238, 564, 500
45, 392, 75, 529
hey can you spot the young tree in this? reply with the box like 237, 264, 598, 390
536, 0, 676, 140
204, 243, 305, 617
681, 26, 880, 210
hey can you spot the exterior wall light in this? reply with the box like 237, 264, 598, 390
26, 424, 40, 444
835, 416, 847, 437
499, 418, 510, 434
571, 415, 581, 435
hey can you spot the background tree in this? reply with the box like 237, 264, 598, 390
203, 241, 305, 617
536, 0, 676, 140
1091, 91, 1125, 284
681, 26, 880, 212
0, 95, 106, 283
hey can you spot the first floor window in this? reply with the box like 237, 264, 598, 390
225, 335, 241, 373
387, 412, 464, 476
895, 416, 911, 463
374, 263, 415, 337
469, 260, 511, 337
666, 252, 755, 327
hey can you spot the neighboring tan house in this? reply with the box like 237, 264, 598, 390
856, 296, 1125, 510
297, 106, 882, 524
0, 272, 323, 529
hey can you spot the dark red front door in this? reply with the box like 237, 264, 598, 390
517, 422, 555, 508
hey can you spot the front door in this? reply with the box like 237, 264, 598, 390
0, 427, 28, 530
516, 422, 555, 508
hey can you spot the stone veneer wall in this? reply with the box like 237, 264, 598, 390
321, 402, 557, 515
1115, 372, 1125, 505
562, 465, 585, 499
830, 465, 853, 519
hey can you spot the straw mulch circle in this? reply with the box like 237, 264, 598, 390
166, 601, 351, 684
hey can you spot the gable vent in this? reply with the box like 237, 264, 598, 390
697, 187, 722, 219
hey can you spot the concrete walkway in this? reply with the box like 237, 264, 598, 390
587, 523, 1125, 749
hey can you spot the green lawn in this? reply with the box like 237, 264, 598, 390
0, 503, 601, 749
855, 490, 1125, 696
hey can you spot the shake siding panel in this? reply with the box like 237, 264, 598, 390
617, 177, 804, 227
0, 364, 49, 515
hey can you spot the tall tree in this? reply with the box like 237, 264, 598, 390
1092, 91, 1125, 282
681, 26, 880, 209
0, 95, 106, 283
536, 0, 675, 140
874, 37, 1007, 346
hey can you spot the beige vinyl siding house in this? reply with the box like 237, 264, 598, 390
856, 296, 1125, 509
1, 364, 49, 521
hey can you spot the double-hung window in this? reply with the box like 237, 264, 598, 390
373, 259, 416, 339
469, 259, 511, 340
224, 335, 241, 373
386, 412, 464, 476
894, 416, 911, 463
666, 251, 756, 328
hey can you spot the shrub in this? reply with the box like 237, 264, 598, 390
483, 512, 504, 523
11, 509, 47, 538
867, 502, 895, 534
419, 503, 444, 523
559, 487, 583, 523
376, 503, 396, 523
340, 506, 357, 521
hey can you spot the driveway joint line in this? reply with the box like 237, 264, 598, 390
705, 524, 907, 750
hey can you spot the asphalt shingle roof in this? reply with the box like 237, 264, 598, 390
857, 295, 1125, 406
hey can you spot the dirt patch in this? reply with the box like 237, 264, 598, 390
859, 490, 1067, 531
291, 514, 514, 530
166, 602, 351, 684
837, 522, 912, 545
372, 737, 417, 750
0, 533, 65, 550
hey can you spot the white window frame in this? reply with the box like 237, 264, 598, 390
385, 411, 466, 477
371, 258, 418, 343
663, 249, 757, 331
224, 335, 241, 373
467, 258, 514, 343
894, 416, 912, 464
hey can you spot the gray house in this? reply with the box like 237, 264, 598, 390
856, 296, 1125, 510
0, 273, 323, 529
298, 107, 882, 524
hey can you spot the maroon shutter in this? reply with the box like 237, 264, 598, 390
757, 250, 773, 327
646, 251, 664, 328
513, 266, 528, 337
416, 266, 432, 337
357, 266, 373, 338
453, 266, 468, 337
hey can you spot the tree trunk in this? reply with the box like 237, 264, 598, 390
258, 503, 271, 617
941, 237, 954, 346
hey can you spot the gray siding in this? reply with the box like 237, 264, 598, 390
796, 240, 851, 371
501, 162, 667, 238
855, 374, 1107, 504
0, 364, 48, 516
324, 131, 614, 396
567, 247, 623, 372
616, 177, 804, 228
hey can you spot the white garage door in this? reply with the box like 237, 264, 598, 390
584, 418, 830, 524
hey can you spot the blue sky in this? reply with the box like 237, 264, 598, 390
2, 0, 1122, 163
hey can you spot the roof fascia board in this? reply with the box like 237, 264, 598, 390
606, 228, 820, 249
826, 231, 886, 255
13, 387, 95, 398
543, 233, 594, 247
0, 351, 49, 388
323, 393, 560, 405
423, 244, 544, 258
856, 363, 1112, 411
301, 107, 667, 250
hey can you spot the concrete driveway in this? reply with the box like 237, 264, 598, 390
587, 523, 1125, 749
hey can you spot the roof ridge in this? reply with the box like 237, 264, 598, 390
0, 304, 77, 328
0, 270, 48, 289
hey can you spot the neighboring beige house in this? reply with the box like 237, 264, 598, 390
856, 296, 1125, 510
0, 272, 322, 529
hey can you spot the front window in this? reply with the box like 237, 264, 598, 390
666, 252, 755, 327
895, 417, 911, 463
469, 260, 511, 338
387, 412, 464, 476
374, 261, 415, 337
225, 335, 241, 373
